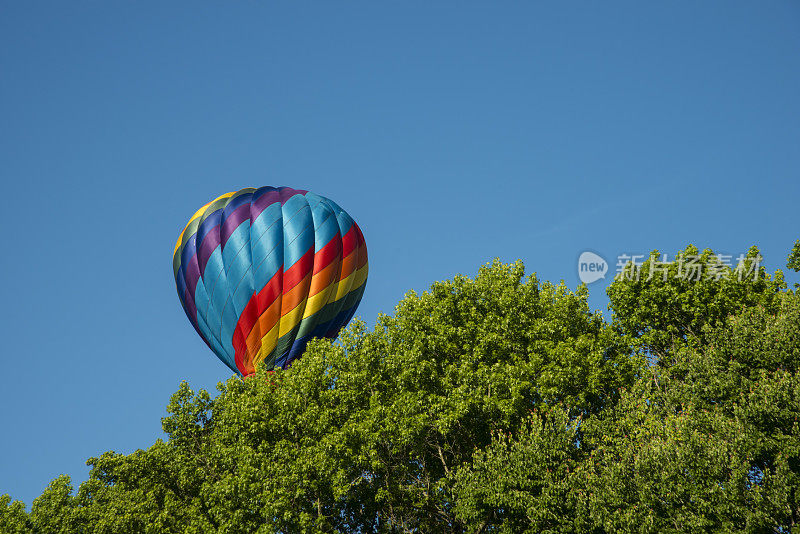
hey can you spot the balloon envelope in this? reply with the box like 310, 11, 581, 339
173, 187, 368, 376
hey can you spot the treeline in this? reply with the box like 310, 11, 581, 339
2, 242, 800, 533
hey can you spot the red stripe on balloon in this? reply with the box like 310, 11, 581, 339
354, 223, 368, 268
340, 225, 357, 261
232, 269, 282, 373
232, 293, 260, 369
282, 247, 314, 294
313, 232, 342, 275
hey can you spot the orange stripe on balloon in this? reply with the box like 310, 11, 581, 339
246, 299, 282, 373
280, 271, 312, 320
338, 244, 359, 283
247, 299, 279, 355
301, 240, 343, 319
309, 252, 341, 297
331, 227, 367, 302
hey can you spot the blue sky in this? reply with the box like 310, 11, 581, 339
1, 2, 798, 506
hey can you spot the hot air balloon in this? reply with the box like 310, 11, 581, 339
173, 186, 368, 376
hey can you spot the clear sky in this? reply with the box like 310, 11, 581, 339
1, 1, 798, 506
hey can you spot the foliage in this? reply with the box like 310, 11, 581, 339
607, 244, 785, 363
573, 299, 800, 532
451, 406, 581, 533
3, 246, 799, 533
0, 495, 29, 534
788, 240, 800, 273
788, 241, 800, 291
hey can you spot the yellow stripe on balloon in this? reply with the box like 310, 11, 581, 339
212, 191, 236, 203
173, 192, 236, 255
333, 272, 354, 301
302, 283, 337, 319
352, 263, 368, 291
279, 296, 308, 336
332, 263, 367, 301
174, 202, 211, 254
254, 322, 280, 366
333, 263, 367, 302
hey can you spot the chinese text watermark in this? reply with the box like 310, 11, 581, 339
578, 251, 763, 284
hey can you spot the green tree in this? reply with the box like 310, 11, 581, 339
607, 244, 785, 364
0, 495, 30, 534
572, 291, 800, 532
6, 246, 799, 533
447, 244, 800, 533
788, 240, 800, 273
4, 260, 637, 533
187, 260, 635, 533
452, 406, 581, 533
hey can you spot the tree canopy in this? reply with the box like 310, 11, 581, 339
3, 244, 798, 533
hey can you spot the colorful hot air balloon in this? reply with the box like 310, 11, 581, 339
173, 186, 368, 377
